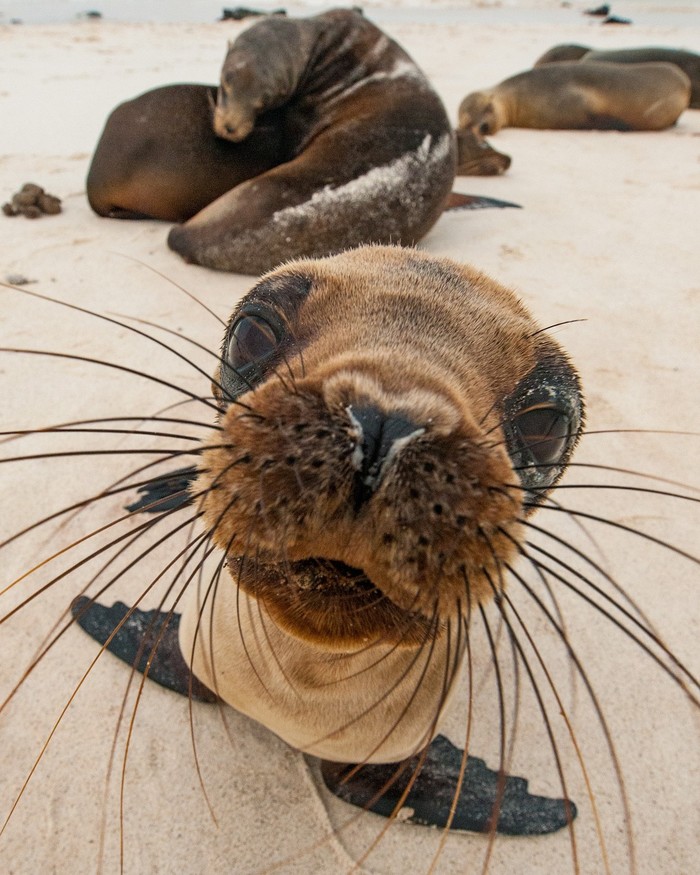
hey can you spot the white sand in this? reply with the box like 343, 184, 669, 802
1, 4, 699, 874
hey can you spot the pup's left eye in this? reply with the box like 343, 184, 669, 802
511, 404, 572, 468
228, 314, 279, 370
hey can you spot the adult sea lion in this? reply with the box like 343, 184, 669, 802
87, 9, 456, 275
535, 45, 700, 109
458, 61, 691, 135
86, 84, 286, 223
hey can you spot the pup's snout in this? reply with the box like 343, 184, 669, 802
348, 405, 424, 510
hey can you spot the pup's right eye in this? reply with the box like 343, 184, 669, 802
220, 307, 286, 401
227, 314, 279, 370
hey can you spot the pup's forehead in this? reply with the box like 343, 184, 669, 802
232, 246, 536, 331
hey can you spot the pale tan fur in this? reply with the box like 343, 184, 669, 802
458, 61, 691, 134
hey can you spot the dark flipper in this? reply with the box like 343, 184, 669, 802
125, 465, 198, 514
445, 192, 522, 211
320, 734, 576, 835
71, 597, 217, 703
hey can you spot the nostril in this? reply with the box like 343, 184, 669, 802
348, 404, 424, 510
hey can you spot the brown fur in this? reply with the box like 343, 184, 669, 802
535, 45, 700, 108
455, 129, 511, 176
458, 61, 691, 135
86, 85, 286, 223
533, 44, 590, 65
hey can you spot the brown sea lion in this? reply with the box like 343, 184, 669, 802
455, 128, 511, 175
458, 61, 691, 135
64, 245, 583, 831
534, 45, 700, 108
87, 9, 457, 275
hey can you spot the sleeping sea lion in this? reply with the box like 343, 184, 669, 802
86, 84, 286, 223
535, 45, 700, 109
458, 61, 691, 135
87, 9, 457, 275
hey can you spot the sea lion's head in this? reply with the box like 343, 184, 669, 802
213, 47, 265, 141
213, 17, 312, 143
455, 128, 511, 176
458, 90, 502, 136
195, 246, 583, 650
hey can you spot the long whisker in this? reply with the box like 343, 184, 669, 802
117, 536, 220, 871
502, 536, 637, 872
0, 415, 216, 447
0, 347, 221, 414
519, 522, 699, 697
521, 514, 698, 691
525, 502, 698, 567
1, 282, 234, 403
108, 255, 226, 327
0, 508, 204, 838
480, 595, 580, 874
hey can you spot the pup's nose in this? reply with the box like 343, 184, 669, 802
348, 405, 424, 510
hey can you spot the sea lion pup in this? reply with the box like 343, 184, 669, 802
73, 245, 583, 834
534, 45, 700, 108
457, 61, 691, 135
87, 9, 456, 275
455, 128, 511, 175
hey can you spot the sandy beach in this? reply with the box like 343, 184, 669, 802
1, 2, 699, 873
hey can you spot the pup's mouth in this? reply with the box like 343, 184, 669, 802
277, 558, 376, 595
227, 554, 435, 648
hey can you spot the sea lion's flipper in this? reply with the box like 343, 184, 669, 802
445, 192, 522, 211
125, 465, 198, 514
70, 596, 217, 702
319, 734, 576, 835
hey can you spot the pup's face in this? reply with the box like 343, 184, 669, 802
195, 246, 583, 649
214, 48, 274, 142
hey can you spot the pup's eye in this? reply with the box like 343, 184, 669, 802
479, 121, 490, 135
502, 358, 583, 504
219, 308, 286, 403
511, 404, 572, 468
227, 314, 279, 370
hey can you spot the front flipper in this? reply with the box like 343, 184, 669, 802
125, 465, 198, 514
445, 192, 522, 211
319, 733, 576, 835
71, 597, 217, 703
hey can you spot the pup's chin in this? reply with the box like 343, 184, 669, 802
226, 554, 438, 650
